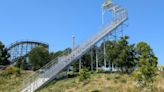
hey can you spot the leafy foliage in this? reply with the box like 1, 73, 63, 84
79, 67, 91, 81
49, 51, 63, 60
29, 46, 50, 71
133, 42, 158, 88
2, 66, 20, 76
15, 57, 29, 70
106, 36, 136, 73
0, 41, 10, 65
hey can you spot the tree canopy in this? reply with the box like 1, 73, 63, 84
29, 46, 50, 71
133, 42, 158, 88
0, 41, 10, 65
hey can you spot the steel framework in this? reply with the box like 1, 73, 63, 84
7, 41, 49, 64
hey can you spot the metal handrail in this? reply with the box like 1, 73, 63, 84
21, 51, 69, 90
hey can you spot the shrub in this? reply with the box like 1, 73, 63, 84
97, 69, 105, 73
16, 58, 29, 70
3, 66, 20, 76
120, 79, 127, 83
133, 63, 158, 88
92, 89, 101, 92
114, 75, 121, 80
114, 80, 118, 83
107, 77, 111, 80
79, 67, 90, 81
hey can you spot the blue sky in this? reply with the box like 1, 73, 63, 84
0, 0, 163, 65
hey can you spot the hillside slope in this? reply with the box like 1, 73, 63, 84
0, 71, 33, 92
37, 72, 164, 92
0, 71, 164, 92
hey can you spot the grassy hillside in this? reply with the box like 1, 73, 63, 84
37, 72, 164, 92
0, 71, 164, 92
0, 70, 33, 92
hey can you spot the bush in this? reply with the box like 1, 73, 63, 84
107, 77, 111, 80
133, 64, 157, 88
16, 58, 29, 70
97, 69, 105, 73
79, 67, 91, 81
114, 75, 121, 80
2, 66, 20, 76
92, 89, 101, 92
114, 80, 118, 83
120, 79, 127, 83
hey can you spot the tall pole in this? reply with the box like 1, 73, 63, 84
72, 34, 82, 72
72, 34, 75, 50
69, 34, 75, 77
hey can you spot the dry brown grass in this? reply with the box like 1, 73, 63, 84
38, 72, 164, 92
0, 71, 163, 92
0, 70, 33, 92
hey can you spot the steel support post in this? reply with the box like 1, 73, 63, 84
103, 38, 107, 68
96, 48, 98, 72
79, 58, 81, 72
91, 49, 94, 71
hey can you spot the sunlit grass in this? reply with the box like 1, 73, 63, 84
0, 70, 33, 92
37, 72, 164, 92
0, 71, 164, 92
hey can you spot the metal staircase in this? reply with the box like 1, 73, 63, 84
21, 2, 128, 92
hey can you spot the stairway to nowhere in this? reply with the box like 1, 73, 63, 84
21, 2, 128, 92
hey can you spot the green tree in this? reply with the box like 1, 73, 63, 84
116, 36, 136, 73
49, 51, 63, 60
0, 41, 10, 65
21, 59, 29, 70
81, 52, 92, 70
15, 58, 22, 68
49, 48, 71, 61
134, 42, 158, 88
106, 36, 136, 73
16, 57, 29, 70
72, 52, 92, 72
29, 46, 50, 71
106, 40, 118, 70
63, 48, 72, 55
